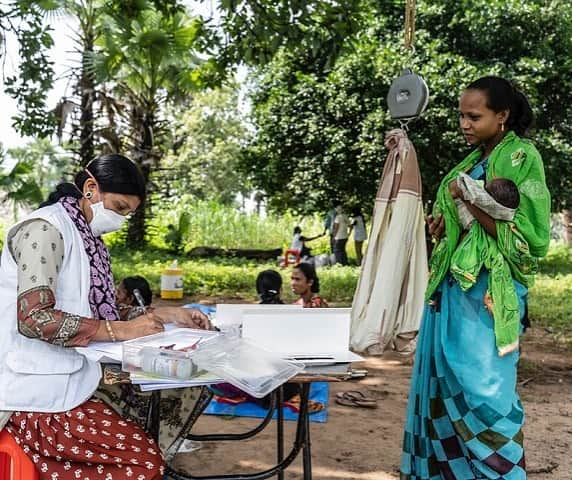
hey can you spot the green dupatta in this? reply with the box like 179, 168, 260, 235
426, 131, 551, 353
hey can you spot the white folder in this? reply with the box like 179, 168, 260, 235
241, 308, 363, 365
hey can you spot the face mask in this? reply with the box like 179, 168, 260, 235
89, 200, 127, 237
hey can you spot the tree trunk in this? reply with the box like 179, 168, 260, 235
562, 209, 572, 246
126, 111, 155, 247
79, 33, 95, 166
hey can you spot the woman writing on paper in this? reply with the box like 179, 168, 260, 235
0, 154, 208, 480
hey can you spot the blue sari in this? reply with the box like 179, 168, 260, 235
400, 272, 527, 479
401, 159, 528, 479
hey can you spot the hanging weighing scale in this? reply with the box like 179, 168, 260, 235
386, 0, 429, 122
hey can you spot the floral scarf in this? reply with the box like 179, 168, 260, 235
59, 196, 120, 320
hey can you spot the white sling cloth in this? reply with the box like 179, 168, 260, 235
350, 129, 428, 355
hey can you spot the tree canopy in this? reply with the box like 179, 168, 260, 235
242, 0, 572, 213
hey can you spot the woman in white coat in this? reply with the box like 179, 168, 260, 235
0, 154, 208, 480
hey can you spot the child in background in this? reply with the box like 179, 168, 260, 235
116, 275, 153, 306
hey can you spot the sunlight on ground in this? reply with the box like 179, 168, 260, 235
237, 461, 398, 479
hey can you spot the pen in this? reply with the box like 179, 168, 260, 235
133, 288, 147, 313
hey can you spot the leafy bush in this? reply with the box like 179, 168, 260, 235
146, 198, 335, 254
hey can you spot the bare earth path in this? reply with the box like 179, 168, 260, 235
167, 324, 572, 480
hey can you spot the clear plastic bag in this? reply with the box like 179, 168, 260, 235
192, 336, 304, 398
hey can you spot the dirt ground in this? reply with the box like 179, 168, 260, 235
165, 320, 572, 480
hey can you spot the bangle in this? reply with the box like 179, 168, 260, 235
105, 320, 117, 342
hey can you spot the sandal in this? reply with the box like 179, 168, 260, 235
335, 390, 377, 409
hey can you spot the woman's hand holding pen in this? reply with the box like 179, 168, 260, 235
116, 312, 165, 341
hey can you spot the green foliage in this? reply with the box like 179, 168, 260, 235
164, 211, 191, 253
204, 0, 363, 71
145, 198, 330, 252
88, 1, 219, 246
162, 86, 251, 204
0, 146, 44, 221
243, 0, 572, 213
1, 1, 58, 136
6, 138, 70, 198
528, 243, 572, 344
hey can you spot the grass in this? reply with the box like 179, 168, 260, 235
529, 243, 572, 344
109, 246, 359, 305
143, 199, 334, 253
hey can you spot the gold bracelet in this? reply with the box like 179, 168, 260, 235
105, 320, 117, 342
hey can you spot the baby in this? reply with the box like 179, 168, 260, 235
451, 173, 523, 356
455, 173, 519, 229
484, 177, 520, 210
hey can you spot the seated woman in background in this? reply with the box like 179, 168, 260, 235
256, 269, 284, 304
210, 268, 324, 413
116, 274, 153, 307
291, 262, 328, 308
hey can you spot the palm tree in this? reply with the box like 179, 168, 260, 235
88, 1, 214, 246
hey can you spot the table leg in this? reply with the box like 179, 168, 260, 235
300, 384, 312, 480
276, 387, 284, 480
146, 390, 162, 443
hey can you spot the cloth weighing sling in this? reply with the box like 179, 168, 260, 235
350, 129, 427, 354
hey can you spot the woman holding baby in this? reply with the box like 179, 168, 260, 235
400, 77, 550, 479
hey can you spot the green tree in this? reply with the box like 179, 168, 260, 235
163, 85, 251, 205
7, 138, 70, 197
0, 144, 44, 221
203, 0, 362, 71
243, 0, 572, 213
88, 1, 217, 246
0, 0, 58, 136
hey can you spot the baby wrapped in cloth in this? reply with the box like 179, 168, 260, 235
451, 173, 523, 356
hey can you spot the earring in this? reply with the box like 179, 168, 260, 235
501, 123, 505, 132
85, 191, 93, 199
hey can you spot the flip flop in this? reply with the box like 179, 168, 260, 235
336, 390, 377, 404
335, 396, 378, 409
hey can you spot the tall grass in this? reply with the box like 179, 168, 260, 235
146, 197, 333, 253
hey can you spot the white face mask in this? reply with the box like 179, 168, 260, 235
89, 200, 127, 237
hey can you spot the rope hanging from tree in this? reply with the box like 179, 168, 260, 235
404, 0, 416, 50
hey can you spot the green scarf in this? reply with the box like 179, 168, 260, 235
426, 131, 551, 354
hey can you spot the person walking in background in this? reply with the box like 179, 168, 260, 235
332, 203, 350, 265
323, 203, 337, 253
350, 207, 368, 266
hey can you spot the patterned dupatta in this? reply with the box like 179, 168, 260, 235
59, 196, 120, 320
